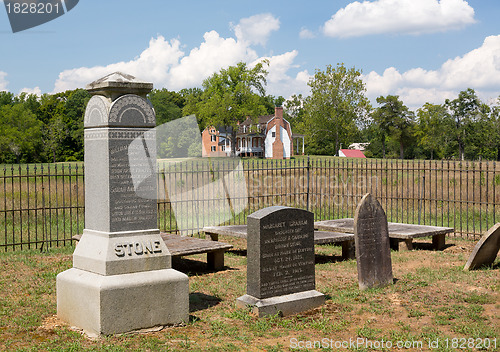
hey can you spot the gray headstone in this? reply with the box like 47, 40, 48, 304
354, 193, 393, 290
464, 223, 500, 270
236, 206, 324, 317
57, 72, 189, 336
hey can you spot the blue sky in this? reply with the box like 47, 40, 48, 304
1, 0, 499, 109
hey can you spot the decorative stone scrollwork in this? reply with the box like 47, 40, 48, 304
84, 95, 111, 128
108, 94, 155, 128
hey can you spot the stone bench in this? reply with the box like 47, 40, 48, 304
203, 225, 355, 260
314, 219, 454, 251
73, 233, 233, 270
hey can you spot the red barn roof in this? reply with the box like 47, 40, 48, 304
339, 149, 366, 158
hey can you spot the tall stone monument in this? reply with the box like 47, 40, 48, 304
354, 193, 393, 290
57, 72, 189, 335
236, 206, 324, 317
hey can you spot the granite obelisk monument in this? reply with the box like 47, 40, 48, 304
56, 72, 189, 335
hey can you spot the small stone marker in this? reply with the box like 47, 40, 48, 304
354, 193, 393, 290
236, 206, 324, 317
464, 223, 500, 270
56, 73, 189, 336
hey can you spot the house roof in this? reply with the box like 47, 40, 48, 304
239, 115, 274, 126
339, 149, 366, 158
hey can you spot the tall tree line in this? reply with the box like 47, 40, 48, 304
285, 68, 500, 161
1, 63, 499, 163
0, 89, 90, 164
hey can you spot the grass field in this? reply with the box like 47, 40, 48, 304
1, 157, 500, 249
0, 236, 498, 351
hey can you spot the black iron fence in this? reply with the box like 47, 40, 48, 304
1, 157, 499, 251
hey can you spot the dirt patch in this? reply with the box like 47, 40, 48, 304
0, 237, 498, 351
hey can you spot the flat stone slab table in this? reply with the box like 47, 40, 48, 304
73, 233, 233, 270
314, 218, 454, 251
203, 225, 355, 260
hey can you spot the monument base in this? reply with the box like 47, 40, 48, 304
57, 267, 189, 336
236, 290, 325, 317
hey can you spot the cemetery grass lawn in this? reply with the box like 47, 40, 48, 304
0, 237, 498, 351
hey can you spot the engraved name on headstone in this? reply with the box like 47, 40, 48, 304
354, 193, 393, 290
237, 206, 324, 317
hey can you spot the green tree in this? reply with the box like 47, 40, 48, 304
184, 61, 269, 155
284, 94, 305, 132
148, 88, 185, 126
260, 94, 286, 115
302, 63, 370, 155
444, 88, 482, 160
0, 104, 43, 163
14, 92, 41, 116
415, 103, 449, 159
62, 89, 91, 161
489, 97, 500, 161
43, 115, 68, 162
0, 91, 14, 108
372, 95, 414, 159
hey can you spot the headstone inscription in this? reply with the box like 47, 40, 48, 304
236, 206, 324, 317
354, 193, 393, 290
56, 72, 189, 336
464, 223, 500, 270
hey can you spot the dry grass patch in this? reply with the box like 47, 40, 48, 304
0, 236, 498, 351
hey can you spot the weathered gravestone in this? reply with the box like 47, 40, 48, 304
354, 193, 393, 290
236, 206, 324, 317
464, 223, 500, 270
56, 72, 189, 336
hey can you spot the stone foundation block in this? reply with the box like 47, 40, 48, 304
57, 268, 189, 336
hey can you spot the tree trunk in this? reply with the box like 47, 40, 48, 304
399, 141, 404, 159
381, 136, 386, 159
497, 145, 500, 162
335, 132, 339, 157
230, 127, 237, 157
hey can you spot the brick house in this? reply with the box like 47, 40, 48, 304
201, 107, 305, 159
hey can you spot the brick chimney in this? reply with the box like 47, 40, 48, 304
275, 106, 283, 119
271, 107, 284, 159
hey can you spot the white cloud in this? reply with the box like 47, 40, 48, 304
167, 31, 258, 90
299, 28, 315, 39
363, 35, 500, 108
323, 0, 475, 38
232, 13, 280, 46
0, 71, 8, 91
53, 36, 184, 92
51, 14, 310, 98
253, 51, 310, 98
19, 86, 42, 96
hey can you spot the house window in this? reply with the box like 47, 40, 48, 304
243, 126, 247, 133
272, 132, 276, 137
221, 145, 225, 151
211, 146, 216, 152
211, 135, 216, 142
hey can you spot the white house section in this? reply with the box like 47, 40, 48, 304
265, 125, 276, 158
281, 125, 291, 159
